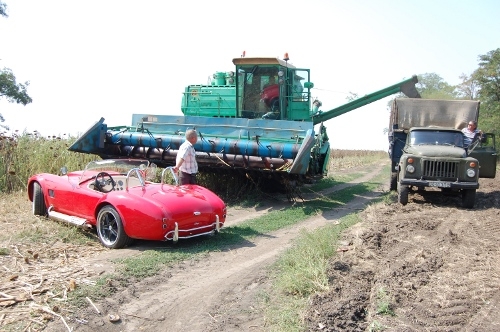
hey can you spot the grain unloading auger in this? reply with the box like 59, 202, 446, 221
70, 55, 420, 183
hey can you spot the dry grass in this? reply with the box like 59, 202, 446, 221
0, 132, 94, 193
0, 191, 106, 331
328, 149, 387, 172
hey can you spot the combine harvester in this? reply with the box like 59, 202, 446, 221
70, 54, 420, 185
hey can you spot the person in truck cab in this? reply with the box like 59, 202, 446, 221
462, 120, 483, 147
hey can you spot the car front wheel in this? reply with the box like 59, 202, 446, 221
96, 206, 132, 249
32, 182, 47, 216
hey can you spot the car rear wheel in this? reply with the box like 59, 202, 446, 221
97, 206, 132, 249
32, 182, 47, 216
462, 189, 476, 209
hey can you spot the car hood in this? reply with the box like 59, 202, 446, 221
406, 145, 466, 158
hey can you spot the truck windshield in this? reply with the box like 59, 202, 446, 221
410, 131, 464, 147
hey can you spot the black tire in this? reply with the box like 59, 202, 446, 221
32, 182, 47, 216
462, 189, 476, 209
390, 172, 397, 191
96, 205, 132, 249
397, 181, 409, 205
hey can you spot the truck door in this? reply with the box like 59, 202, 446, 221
469, 133, 497, 178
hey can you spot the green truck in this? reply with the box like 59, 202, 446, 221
388, 98, 497, 208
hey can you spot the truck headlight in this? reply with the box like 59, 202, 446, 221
406, 165, 415, 173
466, 169, 476, 178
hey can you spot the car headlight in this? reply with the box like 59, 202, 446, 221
466, 168, 476, 178
406, 165, 415, 173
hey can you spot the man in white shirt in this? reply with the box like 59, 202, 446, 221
173, 129, 198, 185
462, 121, 482, 147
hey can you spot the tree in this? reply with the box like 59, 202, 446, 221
0, 67, 32, 129
0, 1, 7, 17
0, 68, 32, 106
474, 48, 500, 103
1, 1, 33, 130
472, 48, 500, 140
416, 73, 456, 99
455, 73, 479, 100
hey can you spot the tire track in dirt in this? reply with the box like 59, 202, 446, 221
304, 177, 500, 332
46, 164, 389, 332
399, 210, 500, 331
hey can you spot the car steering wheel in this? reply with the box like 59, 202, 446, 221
95, 172, 115, 193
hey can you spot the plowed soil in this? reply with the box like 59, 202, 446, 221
2, 164, 500, 332
305, 178, 500, 332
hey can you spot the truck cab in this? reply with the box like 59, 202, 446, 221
397, 127, 481, 208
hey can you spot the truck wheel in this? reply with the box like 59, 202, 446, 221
461, 189, 476, 209
390, 172, 397, 191
397, 182, 409, 205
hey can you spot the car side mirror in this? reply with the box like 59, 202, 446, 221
60, 166, 68, 175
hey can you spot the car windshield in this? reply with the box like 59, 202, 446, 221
409, 130, 464, 147
80, 159, 155, 182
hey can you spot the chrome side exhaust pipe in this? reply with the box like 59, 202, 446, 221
47, 206, 89, 227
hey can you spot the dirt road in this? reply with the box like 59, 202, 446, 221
37, 165, 385, 332
3, 163, 500, 332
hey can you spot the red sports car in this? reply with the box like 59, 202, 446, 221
27, 159, 226, 249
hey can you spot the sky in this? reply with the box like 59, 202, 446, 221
1, 0, 499, 151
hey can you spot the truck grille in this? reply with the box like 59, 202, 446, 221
423, 160, 458, 179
